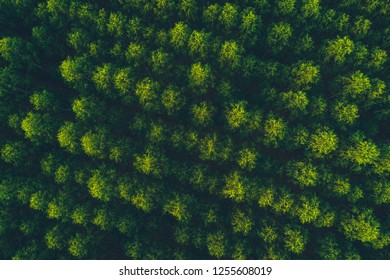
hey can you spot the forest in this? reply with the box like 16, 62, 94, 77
0, 0, 389, 260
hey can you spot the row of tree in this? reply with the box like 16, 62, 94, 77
0, 0, 389, 259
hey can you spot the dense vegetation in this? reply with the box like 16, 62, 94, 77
0, 0, 389, 260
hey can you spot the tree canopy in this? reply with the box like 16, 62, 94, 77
0, 0, 389, 260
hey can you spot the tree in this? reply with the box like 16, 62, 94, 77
263, 115, 286, 147
21, 112, 57, 144
170, 22, 190, 50
218, 3, 238, 31
207, 231, 226, 259
267, 22, 292, 50
87, 168, 117, 202
151, 49, 171, 75
340, 209, 380, 243
237, 148, 257, 171
308, 128, 338, 158
332, 102, 359, 125
188, 62, 214, 93
1, 142, 27, 166
60, 56, 88, 88
291, 62, 319, 89
344, 140, 380, 166
125, 43, 145, 66
258, 186, 276, 208
107, 12, 126, 38
317, 235, 341, 260
280, 90, 309, 112
179, 0, 197, 20
135, 78, 160, 111
272, 188, 294, 214
93, 64, 113, 93
68, 233, 89, 258
341, 71, 371, 98
372, 181, 390, 205
188, 30, 210, 58
81, 128, 108, 159
225, 101, 248, 130
163, 195, 191, 222
134, 147, 166, 177
198, 133, 218, 161
203, 4, 220, 24
324, 36, 354, 63
293, 196, 320, 224
113, 68, 133, 98
275, 0, 297, 15
300, 0, 320, 18
192, 101, 215, 126
161, 87, 185, 115
330, 177, 351, 197
352, 17, 371, 38
219, 41, 241, 70
72, 96, 105, 121
231, 209, 253, 235
30, 90, 58, 111
57, 122, 81, 154
222, 171, 246, 202
240, 8, 260, 43
368, 48, 387, 69
288, 161, 318, 188
283, 226, 307, 254
45, 226, 67, 250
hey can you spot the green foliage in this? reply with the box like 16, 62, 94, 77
325, 36, 354, 63
161, 87, 185, 115
135, 78, 160, 110
291, 62, 319, 89
72, 96, 103, 121
0, 0, 389, 261
163, 195, 190, 222
308, 129, 338, 158
300, 0, 320, 18
237, 148, 257, 171
57, 122, 81, 154
344, 140, 380, 166
87, 168, 116, 202
332, 102, 359, 125
219, 3, 238, 30
293, 196, 320, 224
192, 101, 214, 126
188, 63, 214, 93
219, 41, 241, 70
170, 22, 190, 50
288, 161, 318, 188
134, 147, 166, 177
225, 101, 248, 130
341, 71, 371, 98
275, 0, 297, 15
263, 116, 286, 147
1, 142, 26, 166
231, 209, 253, 235
81, 129, 108, 159
188, 30, 210, 58
284, 226, 307, 254
30, 90, 57, 111
223, 172, 246, 202
21, 112, 57, 143
93, 64, 113, 92
267, 22, 292, 50
341, 209, 380, 243
207, 231, 226, 259
68, 234, 88, 258
281, 90, 309, 112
